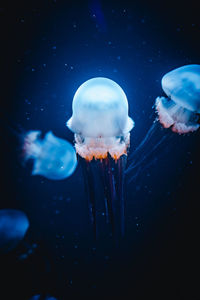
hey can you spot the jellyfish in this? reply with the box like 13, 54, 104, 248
126, 64, 200, 182
156, 64, 200, 133
0, 209, 29, 253
0, 111, 77, 181
67, 77, 134, 239
23, 131, 77, 180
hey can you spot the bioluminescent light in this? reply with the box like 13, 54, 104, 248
11, 66, 199, 238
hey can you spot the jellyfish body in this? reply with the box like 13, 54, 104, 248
0, 209, 29, 253
67, 77, 134, 160
23, 131, 77, 180
67, 77, 134, 238
156, 64, 200, 133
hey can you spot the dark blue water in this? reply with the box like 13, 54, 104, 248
0, 1, 200, 299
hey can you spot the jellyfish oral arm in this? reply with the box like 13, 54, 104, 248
74, 133, 130, 161
156, 96, 200, 134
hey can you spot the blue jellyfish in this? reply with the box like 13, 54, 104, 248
156, 64, 200, 133
67, 77, 134, 238
23, 131, 77, 180
0, 209, 29, 253
126, 64, 200, 182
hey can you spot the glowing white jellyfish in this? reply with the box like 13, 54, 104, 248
0, 209, 29, 253
23, 131, 77, 180
156, 64, 200, 134
126, 64, 200, 182
67, 77, 134, 160
67, 77, 134, 237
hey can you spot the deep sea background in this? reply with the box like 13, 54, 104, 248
0, 0, 200, 299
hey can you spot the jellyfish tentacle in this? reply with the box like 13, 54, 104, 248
117, 155, 127, 237
126, 121, 166, 173
80, 156, 97, 239
127, 132, 175, 183
98, 159, 111, 225
129, 119, 158, 161
126, 133, 167, 174
127, 121, 162, 171
104, 157, 115, 236
106, 155, 127, 242
126, 118, 176, 184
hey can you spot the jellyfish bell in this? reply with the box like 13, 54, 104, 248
67, 77, 134, 161
23, 131, 77, 180
156, 64, 200, 134
67, 77, 134, 238
0, 209, 29, 253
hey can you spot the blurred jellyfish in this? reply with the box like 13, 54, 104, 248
23, 131, 77, 180
126, 64, 200, 182
0, 113, 77, 180
0, 209, 29, 253
67, 77, 134, 238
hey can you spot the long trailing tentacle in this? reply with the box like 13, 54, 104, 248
128, 118, 159, 161
105, 155, 127, 242
80, 154, 126, 243
99, 158, 112, 226
80, 156, 97, 239
126, 119, 173, 175
127, 129, 176, 183
103, 157, 115, 236
116, 155, 127, 237
126, 134, 167, 174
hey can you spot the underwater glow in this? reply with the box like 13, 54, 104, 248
67, 77, 134, 160
0, 209, 29, 253
23, 131, 77, 180
156, 64, 200, 133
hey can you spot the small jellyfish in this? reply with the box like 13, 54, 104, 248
23, 131, 77, 180
67, 77, 134, 238
156, 64, 200, 133
0, 209, 29, 253
126, 64, 200, 182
